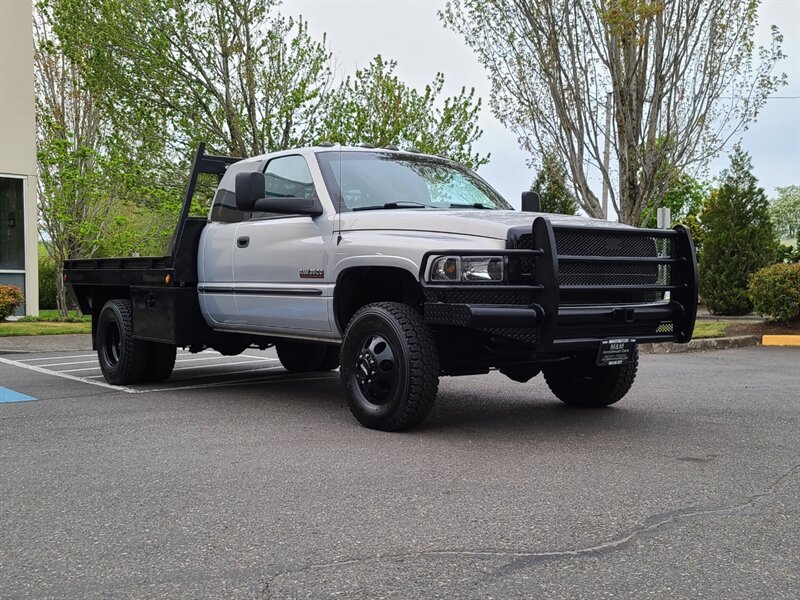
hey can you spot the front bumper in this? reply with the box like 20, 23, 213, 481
419, 217, 698, 350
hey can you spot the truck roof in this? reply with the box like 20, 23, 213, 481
238, 145, 452, 166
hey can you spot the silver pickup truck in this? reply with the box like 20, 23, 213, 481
65, 144, 698, 431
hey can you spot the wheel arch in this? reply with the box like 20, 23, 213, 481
333, 265, 423, 334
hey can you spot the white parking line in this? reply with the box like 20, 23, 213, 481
155, 364, 286, 382
58, 358, 277, 374
1, 352, 310, 395
172, 359, 272, 372
0, 357, 139, 394
16, 353, 97, 362
174, 354, 237, 363
83, 361, 281, 379
144, 372, 337, 393
35, 359, 100, 368
175, 354, 279, 363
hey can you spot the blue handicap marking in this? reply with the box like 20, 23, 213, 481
0, 387, 37, 403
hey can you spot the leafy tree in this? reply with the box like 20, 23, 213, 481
642, 170, 708, 256
34, 1, 177, 316
769, 185, 800, 241
55, 2, 487, 166
700, 147, 779, 315
38, 246, 58, 311
529, 152, 577, 215
679, 212, 705, 261
54, 0, 332, 158
321, 55, 487, 169
441, 0, 786, 224
644, 173, 706, 227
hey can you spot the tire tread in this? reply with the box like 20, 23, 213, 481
543, 347, 638, 408
342, 302, 439, 431
98, 299, 148, 385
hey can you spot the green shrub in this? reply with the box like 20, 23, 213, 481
700, 148, 779, 315
748, 263, 800, 322
38, 253, 59, 311
0, 285, 25, 321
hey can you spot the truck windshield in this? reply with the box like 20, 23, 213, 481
316, 151, 512, 212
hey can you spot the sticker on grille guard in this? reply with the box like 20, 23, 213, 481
597, 338, 634, 367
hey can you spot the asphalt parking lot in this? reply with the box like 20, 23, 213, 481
1, 346, 798, 599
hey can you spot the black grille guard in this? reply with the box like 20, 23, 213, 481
418, 216, 699, 349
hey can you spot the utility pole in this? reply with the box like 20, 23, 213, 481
602, 91, 612, 220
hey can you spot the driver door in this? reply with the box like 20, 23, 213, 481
232, 154, 333, 333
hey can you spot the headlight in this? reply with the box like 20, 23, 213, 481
462, 256, 504, 281
431, 256, 461, 282
430, 255, 504, 283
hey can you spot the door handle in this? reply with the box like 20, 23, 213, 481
237, 236, 250, 248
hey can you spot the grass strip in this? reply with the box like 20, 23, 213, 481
0, 321, 92, 336
692, 321, 732, 339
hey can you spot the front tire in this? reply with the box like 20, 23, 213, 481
543, 346, 638, 408
96, 299, 147, 385
340, 302, 439, 431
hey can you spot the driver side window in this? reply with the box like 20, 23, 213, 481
252, 155, 316, 220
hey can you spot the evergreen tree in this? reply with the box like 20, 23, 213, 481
700, 147, 779, 315
530, 153, 578, 215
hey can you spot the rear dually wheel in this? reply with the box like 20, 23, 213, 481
96, 299, 147, 385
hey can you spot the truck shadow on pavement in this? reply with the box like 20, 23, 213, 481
183, 370, 673, 442
412, 376, 674, 440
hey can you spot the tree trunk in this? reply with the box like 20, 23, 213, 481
56, 262, 69, 319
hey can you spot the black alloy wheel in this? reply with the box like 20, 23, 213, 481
354, 334, 398, 404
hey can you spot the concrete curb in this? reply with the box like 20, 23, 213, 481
640, 335, 759, 354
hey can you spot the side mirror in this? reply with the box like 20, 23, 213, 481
252, 196, 323, 217
521, 191, 541, 212
235, 171, 266, 212
235, 170, 323, 216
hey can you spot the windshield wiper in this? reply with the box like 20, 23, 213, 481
352, 201, 433, 212
449, 202, 494, 209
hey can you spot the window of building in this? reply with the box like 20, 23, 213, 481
0, 177, 25, 270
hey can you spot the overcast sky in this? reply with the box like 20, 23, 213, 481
282, 0, 800, 209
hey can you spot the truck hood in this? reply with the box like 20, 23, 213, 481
339, 210, 634, 241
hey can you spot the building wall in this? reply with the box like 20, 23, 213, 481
0, 0, 38, 315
